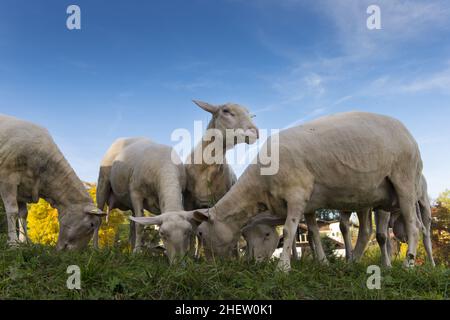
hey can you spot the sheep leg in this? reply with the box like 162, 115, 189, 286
305, 213, 328, 264
277, 199, 307, 272
399, 199, 419, 268
307, 230, 316, 256
129, 220, 136, 250
130, 192, 145, 253
352, 208, 373, 262
18, 202, 29, 244
419, 200, 436, 267
188, 233, 197, 257
375, 209, 392, 268
0, 183, 20, 246
339, 211, 353, 261
389, 174, 420, 268
292, 230, 299, 261
195, 235, 203, 259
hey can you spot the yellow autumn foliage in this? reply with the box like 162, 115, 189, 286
27, 185, 126, 248
86, 186, 126, 248
27, 199, 59, 246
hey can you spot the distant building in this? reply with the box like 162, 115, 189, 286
273, 220, 352, 259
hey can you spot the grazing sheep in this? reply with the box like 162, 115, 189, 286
191, 111, 424, 271
196, 211, 284, 261
332, 175, 434, 267
241, 213, 283, 262
0, 114, 104, 249
97, 137, 199, 262
99, 101, 259, 261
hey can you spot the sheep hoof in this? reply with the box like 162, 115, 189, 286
276, 260, 291, 273
133, 246, 144, 254
7, 240, 20, 248
403, 255, 415, 268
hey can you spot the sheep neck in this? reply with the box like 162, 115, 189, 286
39, 151, 92, 212
211, 168, 263, 231
158, 174, 185, 212
187, 116, 228, 169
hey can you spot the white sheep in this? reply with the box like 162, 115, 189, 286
96, 137, 201, 262
338, 174, 435, 267
190, 111, 425, 271
0, 114, 105, 249
183, 100, 259, 210
131, 100, 259, 259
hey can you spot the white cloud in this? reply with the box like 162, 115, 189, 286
400, 68, 450, 94
314, 0, 450, 57
363, 65, 450, 96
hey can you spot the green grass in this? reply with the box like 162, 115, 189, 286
0, 235, 448, 300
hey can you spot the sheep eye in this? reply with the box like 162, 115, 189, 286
90, 223, 95, 228
222, 109, 233, 116
265, 233, 270, 237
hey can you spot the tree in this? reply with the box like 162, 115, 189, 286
316, 209, 340, 221
431, 190, 450, 266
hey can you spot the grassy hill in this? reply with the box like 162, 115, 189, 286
0, 235, 448, 300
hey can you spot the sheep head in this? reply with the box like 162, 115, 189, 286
193, 100, 259, 148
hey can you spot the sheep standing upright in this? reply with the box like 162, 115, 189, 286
183, 100, 259, 210
0, 114, 104, 250
125, 100, 259, 259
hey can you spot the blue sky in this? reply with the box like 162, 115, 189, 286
0, 0, 449, 198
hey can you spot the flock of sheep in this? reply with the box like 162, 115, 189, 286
0, 101, 435, 272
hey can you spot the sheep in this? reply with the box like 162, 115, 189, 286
96, 137, 202, 262
196, 211, 284, 261
241, 213, 283, 262
183, 100, 259, 210
131, 100, 259, 259
327, 174, 434, 267
241, 183, 434, 267
0, 114, 104, 249
190, 111, 424, 272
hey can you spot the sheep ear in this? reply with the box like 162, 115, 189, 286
129, 216, 163, 226
258, 217, 286, 226
192, 209, 210, 223
193, 100, 219, 114
85, 207, 107, 217
185, 211, 208, 226
249, 212, 285, 227
149, 245, 166, 253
